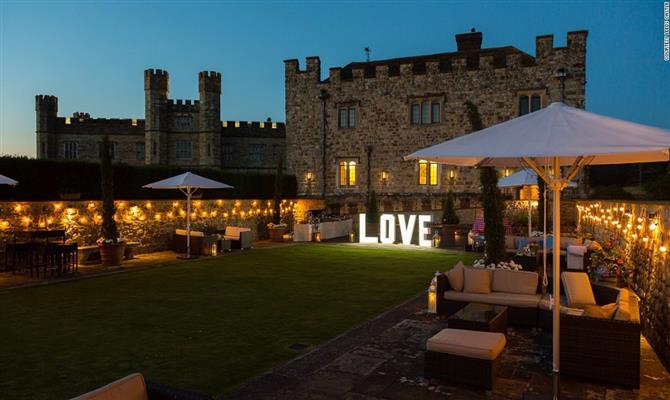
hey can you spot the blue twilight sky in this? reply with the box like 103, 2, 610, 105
0, 0, 668, 157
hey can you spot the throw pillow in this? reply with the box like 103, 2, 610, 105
582, 303, 617, 319
464, 267, 493, 294
447, 261, 465, 291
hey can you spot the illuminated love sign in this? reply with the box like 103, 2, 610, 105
359, 213, 433, 247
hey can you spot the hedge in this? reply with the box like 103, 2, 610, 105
0, 157, 297, 201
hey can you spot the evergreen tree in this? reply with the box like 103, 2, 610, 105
442, 191, 459, 224
273, 158, 283, 224
367, 190, 379, 223
100, 135, 119, 242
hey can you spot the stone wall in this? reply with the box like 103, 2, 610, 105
285, 31, 587, 208
577, 200, 670, 371
0, 198, 324, 253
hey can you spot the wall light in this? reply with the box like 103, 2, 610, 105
381, 170, 389, 185
449, 169, 456, 180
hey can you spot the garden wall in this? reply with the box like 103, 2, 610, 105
577, 200, 670, 371
0, 198, 325, 253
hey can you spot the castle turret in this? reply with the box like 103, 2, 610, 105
198, 71, 222, 166
35, 95, 58, 159
144, 68, 169, 164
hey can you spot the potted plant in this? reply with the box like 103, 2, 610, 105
97, 135, 125, 266
441, 191, 460, 247
268, 158, 287, 241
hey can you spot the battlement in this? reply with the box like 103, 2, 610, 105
55, 116, 145, 134
167, 99, 200, 112
288, 31, 586, 85
199, 70, 222, 93
221, 120, 286, 137
35, 95, 58, 112
144, 68, 169, 92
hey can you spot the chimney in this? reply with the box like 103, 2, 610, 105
456, 29, 483, 51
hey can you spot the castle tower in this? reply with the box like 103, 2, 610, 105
144, 69, 169, 164
198, 71, 222, 166
35, 95, 58, 159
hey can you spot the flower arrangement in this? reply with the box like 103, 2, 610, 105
473, 258, 523, 271
588, 234, 627, 283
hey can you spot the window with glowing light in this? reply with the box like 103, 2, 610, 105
338, 160, 357, 187
418, 160, 439, 186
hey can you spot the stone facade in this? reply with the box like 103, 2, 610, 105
0, 198, 324, 253
36, 70, 285, 173
284, 30, 587, 212
578, 200, 670, 372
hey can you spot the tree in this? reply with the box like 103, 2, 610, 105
273, 158, 283, 224
100, 135, 119, 242
442, 191, 459, 225
464, 101, 505, 263
367, 190, 379, 223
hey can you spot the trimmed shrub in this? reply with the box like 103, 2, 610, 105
0, 156, 297, 200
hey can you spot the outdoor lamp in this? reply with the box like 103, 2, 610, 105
432, 231, 442, 248
349, 231, 356, 242
306, 172, 314, 183
313, 231, 322, 242
449, 169, 455, 180
211, 243, 218, 257
381, 170, 389, 185
428, 272, 439, 314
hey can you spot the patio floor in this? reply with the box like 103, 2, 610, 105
221, 294, 670, 400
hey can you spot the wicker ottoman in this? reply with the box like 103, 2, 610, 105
424, 328, 506, 389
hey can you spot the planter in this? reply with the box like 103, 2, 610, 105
99, 242, 126, 267
268, 226, 287, 242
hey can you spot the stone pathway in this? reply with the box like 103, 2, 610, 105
221, 295, 670, 400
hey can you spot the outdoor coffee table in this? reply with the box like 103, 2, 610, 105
447, 303, 508, 334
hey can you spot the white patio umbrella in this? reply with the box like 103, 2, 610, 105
0, 174, 18, 186
499, 168, 577, 237
143, 172, 233, 259
406, 102, 670, 399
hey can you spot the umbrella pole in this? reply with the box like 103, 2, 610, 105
552, 156, 561, 400
528, 196, 532, 237
186, 187, 192, 259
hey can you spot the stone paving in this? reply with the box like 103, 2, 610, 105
222, 295, 670, 400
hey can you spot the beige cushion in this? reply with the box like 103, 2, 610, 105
426, 328, 506, 360
614, 289, 640, 322
446, 261, 465, 291
444, 290, 541, 308
492, 269, 538, 295
175, 229, 204, 238
71, 373, 148, 400
583, 303, 617, 319
464, 267, 493, 294
561, 272, 596, 307
538, 294, 585, 315
224, 226, 251, 238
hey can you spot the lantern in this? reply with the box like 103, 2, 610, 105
313, 231, 322, 242
349, 231, 356, 242
211, 243, 218, 256
428, 272, 439, 314
432, 232, 442, 248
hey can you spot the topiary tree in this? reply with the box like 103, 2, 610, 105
273, 157, 283, 224
442, 191, 459, 225
100, 135, 119, 242
480, 167, 507, 263
367, 190, 379, 223
465, 100, 506, 263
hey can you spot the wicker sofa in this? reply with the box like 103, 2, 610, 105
71, 372, 212, 400
436, 267, 641, 388
171, 229, 218, 256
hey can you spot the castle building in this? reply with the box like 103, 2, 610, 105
284, 30, 587, 213
36, 70, 285, 173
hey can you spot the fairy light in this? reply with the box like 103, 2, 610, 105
660, 246, 667, 253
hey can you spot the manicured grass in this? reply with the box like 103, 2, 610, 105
0, 244, 474, 399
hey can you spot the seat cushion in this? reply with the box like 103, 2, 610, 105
426, 328, 506, 360
174, 229, 204, 238
71, 373, 148, 400
561, 272, 596, 307
614, 289, 640, 322
444, 290, 541, 308
463, 267, 493, 294
447, 261, 465, 291
492, 269, 538, 295
583, 303, 617, 319
225, 226, 251, 238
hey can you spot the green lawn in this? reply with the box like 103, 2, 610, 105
0, 244, 473, 399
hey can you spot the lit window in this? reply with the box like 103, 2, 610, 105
175, 141, 192, 159
338, 160, 357, 187
338, 106, 356, 128
135, 143, 145, 161
418, 160, 439, 186
62, 141, 78, 159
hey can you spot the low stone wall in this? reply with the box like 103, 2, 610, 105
577, 200, 670, 371
0, 198, 324, 253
